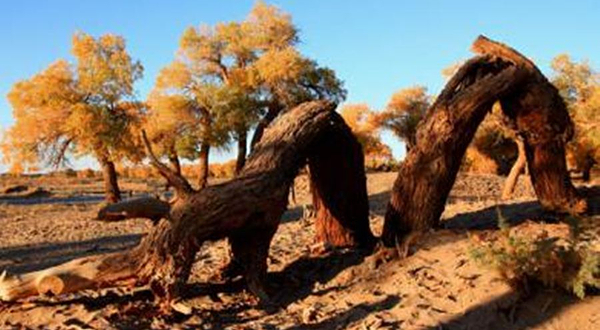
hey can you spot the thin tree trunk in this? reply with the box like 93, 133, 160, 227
250, 101, 284, 150
98, 155, 121, 203
501, 137, 526, 200
168, 152, 181, 176
165, 147, 181, 191
197, 143, 210, 189
582, 154, 595, 182
235, 129, 247, 175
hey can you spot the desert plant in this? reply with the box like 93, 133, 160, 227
469, 210, 600, 298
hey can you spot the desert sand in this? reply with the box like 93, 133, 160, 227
0, 172, 598, 329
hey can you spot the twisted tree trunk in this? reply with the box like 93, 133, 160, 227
0, 101, 373, 304
382, 36, 586, 251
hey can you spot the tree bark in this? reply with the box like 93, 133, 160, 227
475, 35, 586, 214
96, 197, 171, 225
235, 129, 247, 175
0, 101, 374, 304
98, 154, 121, 203
382, 35, 586, 251
309, 122, 375, 250
501, 137, 526, 200
197, 143, 210, 189
381, 55, 528, 249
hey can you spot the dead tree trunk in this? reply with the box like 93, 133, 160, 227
474, 36, 586, 214
501, 137, 526, 200
98, 154, 121, 203
308, 118, 375, 250
0, 101, 374, 304
381, 55, 528, 250
382, 35, 586, 251
197, 143, 210, 189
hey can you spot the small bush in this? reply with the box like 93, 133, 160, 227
469, 210, 600, 298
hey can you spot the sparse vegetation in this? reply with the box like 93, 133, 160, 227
469, 211, 600, 298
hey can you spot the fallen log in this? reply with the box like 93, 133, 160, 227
0, 101, 374, 303
96, 197, 171, 225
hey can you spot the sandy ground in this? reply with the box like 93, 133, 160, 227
0, 172, 598, 329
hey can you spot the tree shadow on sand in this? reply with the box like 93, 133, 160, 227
434, 283, 599, 330
284, 294, 401, 330
0, 234, 142, 274
444, 185, 600, 230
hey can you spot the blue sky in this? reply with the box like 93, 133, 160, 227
1, 0, 599, 172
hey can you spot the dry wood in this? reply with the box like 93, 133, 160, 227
474, 35, 586, 214
0, 101, 373, 303
96, 197, 171, 224
382, 35, 586, 250
309, 122, 374, 249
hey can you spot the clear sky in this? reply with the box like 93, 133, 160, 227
1, 0, 599, 172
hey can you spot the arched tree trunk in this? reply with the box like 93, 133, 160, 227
501, 137, 526, 200
235, 129, 247, 175
0, 101, 374, 305
98, 154, 121, 203
382, 36, 586, 251
197, 143, 210, 189
381, 55, 527, 250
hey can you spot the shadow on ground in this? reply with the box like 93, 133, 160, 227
0, 234, 142, 274
436, 284, 599, 330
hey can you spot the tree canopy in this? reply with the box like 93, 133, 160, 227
340, 104, 392, 161
550, 54, 600, 173
3, 32, 144, 170
146, 1, 346, 179
374, 86, 430, 152
2, 32, 143, 201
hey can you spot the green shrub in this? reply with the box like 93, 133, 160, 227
469, 210, 600, 298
